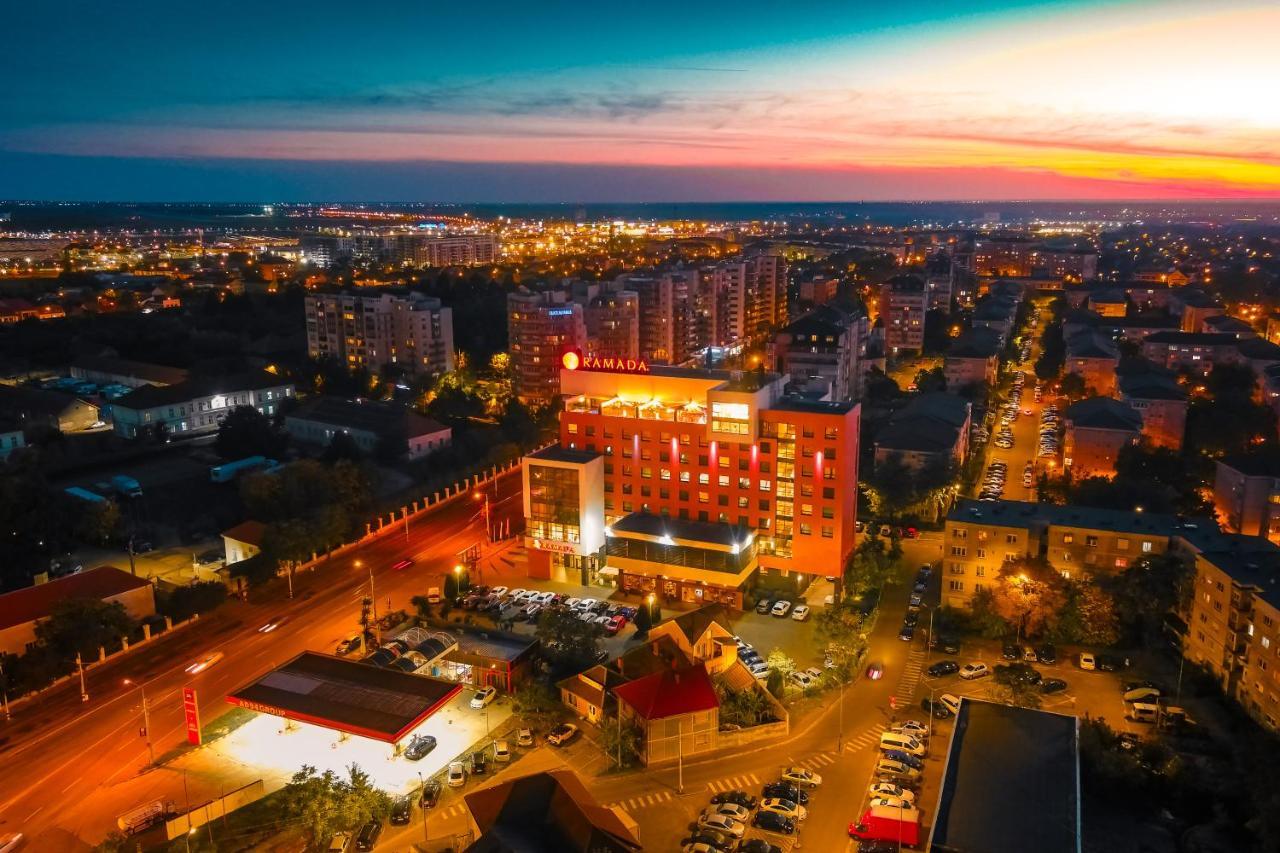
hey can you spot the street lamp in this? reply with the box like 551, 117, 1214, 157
123, 678, 155, 765
474, 489, 491, 542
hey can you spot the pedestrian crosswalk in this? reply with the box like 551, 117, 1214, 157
794, 752, 837, 771
843, 723, 888, 753
706, 772, 761, 794
894, 648, 927, 702
435, 803, 467, 821
607, 790, 675, 812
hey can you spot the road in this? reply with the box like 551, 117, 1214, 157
0, 469, 525, 851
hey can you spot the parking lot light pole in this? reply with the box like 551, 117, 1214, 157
124, 678, 155, 765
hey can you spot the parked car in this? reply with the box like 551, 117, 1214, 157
471, 750, 489, 775
959, 662, 990, 680
1002, 642, 1020, 660
447, 762, 466, 787
336, 634, 362, 656
694, 812, 746, 838
420, 780, 441, 809
547, 723, 579, 746
516, 727, 534, 747
920, 697, 952, 719
354, 820, 382, 851
762, 781, 808, 805
710, 790, 758, 810
493, 739, 511, 762
866, 661, 884, 680
404, 734, 438, 761
791, 604, 810, 621
874, 757, 920, 782
780, 767, 822, 788
892, 720, 930, 740
751, 810, 796, 835
770, 600, 793, 618
929, 636, 961, 655
898, 624, 915, 641
1036, 644, 1057, 664
710, 803, 752, 823
681, 830, 736, 852
1041, 678, 1069, 694
927, 660, 959, 678
788, 671, 814, 690
881, 749, 924, 771
390, 796, 412, 826
1078, 652, 1096, 671
759, 798, 806, 821
470, 686, 497, 709
740, 840, 783, 853
869, 782, 916, 803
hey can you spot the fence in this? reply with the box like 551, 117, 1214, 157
165, 779, 267, 840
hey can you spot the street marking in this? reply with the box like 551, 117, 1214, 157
707, 772, 759, 794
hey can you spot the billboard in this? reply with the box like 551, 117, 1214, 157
183, 687, 201, 746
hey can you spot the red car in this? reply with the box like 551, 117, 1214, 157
604, 614, 626, 636
392, 558, 414, 571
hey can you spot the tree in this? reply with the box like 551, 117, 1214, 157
988, 557, 1067, 640
158, 581, 228, 622
765, 648, 795, 680
34, 598, 138, 661
765, 669, 785, 701
845, 534, 901, 594
511, 680, 562, 730
1106, 552, 1193, 644
1059, 372, 1088, 402
633, 603, 653, 636
957, 590, 1012, 639
1054, 580, 1120, 647
280, 764, 391, 845
410, 594, 434, 622
813, 601, 867, 681
714, 677, 777, 727
913, 365, 947, 394
215, 405, 287, 461
321, 431, 363, 463
535, 607, 602, 678
75, 498, 120, 546
991, 681, 1043, 710
600, 717, 643, 768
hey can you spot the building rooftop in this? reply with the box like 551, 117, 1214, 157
947, 498, 1196, 538
527, 446, 602, 465
287, 396, 448, 439
947, 327, 1003, 359
0, 566, 151, 632
1219, 452, 1280, 479
222, 520, 267, 547
71, 355, 189, 386
115, 371, 290, 410
1065, 330, 1119, 360
1197, 545, 1280, 612
769, 396, 858, 415
1142, 331, 1237, 346
226, 651, 461, 743
613, 664, 719, 721
666, 604, 734, 647
877, 393, 971, 454
1065, 396, 1142, 432
930, 699, 1080, 853
608, 511, 751, 550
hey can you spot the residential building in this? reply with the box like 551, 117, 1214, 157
621, 270, 700, 365
942, 500, 1180, 609
798, 274, 838, 305
924, 252, 954, 311
1213, 454, 1280, 542
284, 396, 451, 460
706, 254, 787, 347
508, 288, 589, 406
1117, 364, 1187, 451
614, 663, 719, 765
305, 290, 455, 377
944, 327, 1002, 390
1037, 247, 1098, 282
522, 363, 860, 603
1064, 330, 1120, 396
1172, 288, 1225, 332
301, 231, 497, 268
0, 386, 99, 434
1063, 397, 1142, 478
1086, 290, 1127, 317
768, 300, 869, 401
0, 298, 64, 324
1141, 331, 1240, 375
222, 520, 266, 565
585, 290, 640, 361
111, 371, 294, 439
972, 239, 1036, 277
880, 275, 927, 354
0, 566, 156, 656
70, 356, 189, 388
874, 392, 972, 473
971, 292, 1021, 345
1203, 314, 1257, 338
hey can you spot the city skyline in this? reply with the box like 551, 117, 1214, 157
2, 0, 1278, 201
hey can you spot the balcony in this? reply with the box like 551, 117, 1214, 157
566, 395, 707, 425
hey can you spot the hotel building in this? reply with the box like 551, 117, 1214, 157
522, 360, 860, 609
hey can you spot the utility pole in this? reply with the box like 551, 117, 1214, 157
418, 772, 429, 845
0, 659, 10, 721
677, 719, 684, 794
127, 535, 137, 577
76, 652, 88, 702
368, 562, 380, 645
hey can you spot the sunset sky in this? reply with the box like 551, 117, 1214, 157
3, 0, 1277, 201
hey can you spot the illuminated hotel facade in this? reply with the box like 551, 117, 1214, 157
522, 355, 860, 609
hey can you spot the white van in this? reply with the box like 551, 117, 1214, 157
879, 731, 926, 757
939, 693, 962, 716
1125, 701, 1159, 724
1123, 687, 1161, 704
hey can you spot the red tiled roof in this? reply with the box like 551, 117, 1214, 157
222, 520, 267, 546
612, 664, 719, 720
0, 566, 151, 631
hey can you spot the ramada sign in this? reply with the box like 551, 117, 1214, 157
562, 349, 650, 374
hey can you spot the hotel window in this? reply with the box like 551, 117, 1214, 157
821, 526, 833, 538
719, 456, 730, 469
641, 467, 652, 479
718, 494, 729, 506
975, 566, 985, 577
680, 434, 691, 445
679, 490, 689, 501
824, 467, 835, 480
622, 446, 633, 458
660, 488, 670, 500
567, 423, 578, 434
760, 461, 772, 474
604, 463, 614, 475
739, 477, 750, 489
718, 475, 730, 487
823, 487, 834, 499
738, 497, 750, 508
585, 425, 595, 437
698, 492, 709, 504
1062, 533, 1074, 544
777, 461, 795, 480
760, 441, 771, 454
949, 580, 964, 592
802, 447, 814, 458
623, 501, 633, 512
802, 426, 814, 438
953, 529, 967, 539
641, 449, 652, 461
679, 453, 690, 464
622, 483, 632, 495
800, 523, 812, 536
825, 447, 836, 460
976, 549, 986, 559
640, 486, 651, 497
660, 469, 671, 480
659, 451, 669, 463
1142, 541, 1154, 553
801, 483, 813, 497
822, 507, 834, 519
698, 473, 709, 485
604, 482, 614, 493
759, 479, 772, 492
622, 465, 632, 477
801, 504, 813, 516
1115, 557, 1129, 569
699, 454, 709, 465
759, 499, 770, 511
680, 471, 691, 482
825, 427, 838, 440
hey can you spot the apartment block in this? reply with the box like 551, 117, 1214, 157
305, 290, 455, 377
301, 231, 497, 268
585, 290, 640, 361
880, 275, 927, 354
507, 288, 589, 407
768, 300, 870, 402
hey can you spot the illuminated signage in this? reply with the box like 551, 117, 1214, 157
561, 348, 650, 374
183, 687, 202, 745
547, 308, 575, 317
531, 538, 579, 555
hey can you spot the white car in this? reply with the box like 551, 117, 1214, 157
489, 586, 508, 597
493, 740, 511, 762
791, 604, 811, 621
576, 598, 599, 611
447, 761, 466, 787
868, 795, 913, 809
803, 667, 823, 682
759, 798, 807, 821
711, 803, 751, 822
959, 662, 990, 680
771, 600, 793, 617
893, 720, 930, 740
869, 782, 916, 803
695, 812, 746, 838
781, 767, 822, 788
563, 597, 582, 610
470, 686, 497, 709
788, 671, 814, 689
546, 723, 579, 746
507, 588, 528, 601
535, 591, 557, 604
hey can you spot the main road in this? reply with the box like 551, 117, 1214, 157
0, 468, 524, 851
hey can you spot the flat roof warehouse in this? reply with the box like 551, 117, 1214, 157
227, 652, 462, 743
